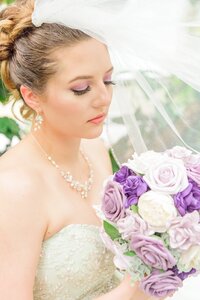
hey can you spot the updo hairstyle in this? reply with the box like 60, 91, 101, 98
0, 0, 90, 120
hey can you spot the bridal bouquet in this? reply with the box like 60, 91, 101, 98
100, 146, 200, 299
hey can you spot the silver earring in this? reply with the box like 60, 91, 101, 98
34, 114, 43, 131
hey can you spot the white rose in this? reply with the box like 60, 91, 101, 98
178, 245, 200, 272
143, 157, 188, 194
124, 151, 164, 175
138, 191, 177, 232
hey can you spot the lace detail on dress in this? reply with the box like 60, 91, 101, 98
33, 206, 121, 300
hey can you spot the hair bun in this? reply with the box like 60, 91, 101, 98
0, 8, 15, 61
0, 1, 33, 62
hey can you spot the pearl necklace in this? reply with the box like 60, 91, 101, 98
30, 133, 94, 200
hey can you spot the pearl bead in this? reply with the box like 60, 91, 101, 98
30, 133, 93, 200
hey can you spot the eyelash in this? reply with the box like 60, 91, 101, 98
72, 80, 116, 96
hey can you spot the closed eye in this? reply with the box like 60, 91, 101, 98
72, 86, 91, 96
104, 80, 116, 86
72, 81, 116, 96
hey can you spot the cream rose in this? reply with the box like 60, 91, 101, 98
178, 245, 200, 272
143, 157, 188, 194
138, 191, 177, 232
124, 151, 164, 175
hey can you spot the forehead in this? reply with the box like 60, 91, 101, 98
52, 38, 112, 82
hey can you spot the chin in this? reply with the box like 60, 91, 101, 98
81, 126, 103, 139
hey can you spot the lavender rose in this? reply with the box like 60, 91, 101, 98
101, 180, 126, 222
168, 211, 200, 250
165, 146, 192, 162
123, 175, 148, 208
117, 213, 153, 240
130, 235, 176, 270
186, 154, 200, 185
114, 165, 135, 185
174, 178, 200, 216
140, 270, 182, 298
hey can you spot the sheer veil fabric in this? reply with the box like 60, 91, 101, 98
32, 0, 200, 164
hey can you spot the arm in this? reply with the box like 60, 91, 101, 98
0, 172, 46, 300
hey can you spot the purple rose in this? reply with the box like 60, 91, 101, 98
114, 165, 135, 185
102, 180, 126, 222
140, 270, 182, 298
171, 266, 196, 281
123, 175, 148, 208
174, 178, 200, 216
130, 235, 176, 270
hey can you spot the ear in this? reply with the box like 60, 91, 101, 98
20, 85, 42, 113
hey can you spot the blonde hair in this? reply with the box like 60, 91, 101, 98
0, 0, 90, 120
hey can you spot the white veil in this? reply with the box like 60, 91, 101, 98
32, 0, 200, 164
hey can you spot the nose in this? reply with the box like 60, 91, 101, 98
92, 83, 112, 108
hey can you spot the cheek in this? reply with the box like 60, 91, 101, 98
47, 93, 84, 121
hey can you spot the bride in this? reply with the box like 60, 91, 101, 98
0, 0, 161, 299
1, 0, 200, 299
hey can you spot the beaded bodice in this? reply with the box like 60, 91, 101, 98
33, 206, 121, 300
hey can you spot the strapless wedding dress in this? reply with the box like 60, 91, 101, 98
33, 205, 121, 300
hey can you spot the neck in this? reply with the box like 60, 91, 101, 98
29, 127, 82, 170
28, 127, 93, 200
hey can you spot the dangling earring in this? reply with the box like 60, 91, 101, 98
34, 113, 44, 131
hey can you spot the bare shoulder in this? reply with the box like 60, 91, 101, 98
0, 153, 47, 298
0, 150, 47, 230
0, 151, 41, 200
82, 137, 112, 175
0, 159, 45, 230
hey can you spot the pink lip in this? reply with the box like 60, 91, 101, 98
88, 114, 106, 124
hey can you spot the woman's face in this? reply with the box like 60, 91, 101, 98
39, 38, 114, 139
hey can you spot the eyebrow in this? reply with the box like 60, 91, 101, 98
68, 66, 114, 84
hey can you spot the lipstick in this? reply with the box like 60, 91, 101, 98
88, 114, 106, 124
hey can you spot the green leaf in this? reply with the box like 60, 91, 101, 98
130, 205, 138, 214
0, 117, 20, 139
151, 234, 163, 242
0, 80, 9, 104
124, 250, 136, 257
109, 149, 120, 173
103, 220, 121, 240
